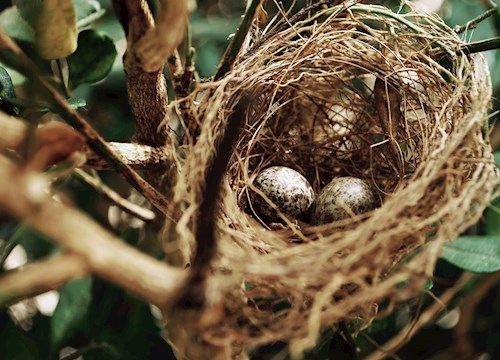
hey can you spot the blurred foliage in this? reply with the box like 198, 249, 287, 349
0, 0, 499, 359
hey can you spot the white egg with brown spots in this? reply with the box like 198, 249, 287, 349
311, 176, 375, 225
250, 166, 315, 221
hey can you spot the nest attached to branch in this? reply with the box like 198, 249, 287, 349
168, 1, 498, 356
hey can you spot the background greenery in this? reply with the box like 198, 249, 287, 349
0, 0, 498, 359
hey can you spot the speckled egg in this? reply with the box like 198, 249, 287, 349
310, 176, 375, 225
250, 166, 315, 221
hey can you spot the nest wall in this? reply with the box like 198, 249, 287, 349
168, 2, 498, 356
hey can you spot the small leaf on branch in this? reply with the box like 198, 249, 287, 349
51, 277, 93, 351
12, 0, 43, 28
0, 6, 35, 43
34, 0, 78, 60
442, 236, 500, 273
0, 66, 17, 114
67, 29, 117, 89
0, 66, 15, 99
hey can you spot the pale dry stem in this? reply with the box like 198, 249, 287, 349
0, 253, 89, 306
0, 156, 185, 307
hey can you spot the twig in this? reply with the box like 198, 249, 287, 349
0, 253, 89, 307
0, 29, 177, 220
374, 77, 403, 174
243, 0, 338, 60
175, 93, 251, 309
185, 22, 195, 70
214, 0, 265, 80
83, 142, 170, 171
457, 37, 500, 54
167, 50, 200, 141
54, 58, 71, 98
60, 343, 113, 360
365, 272, 475, 360
0, 224, 24, 267
349, 5, 455, 58
74, 169, 155, 222
454, 6, 498, 34
0, 156, 184, 307
338, 321, 361, 360
452, 271, 500, 359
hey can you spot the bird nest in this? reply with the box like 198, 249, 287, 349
167, 1, 498, 357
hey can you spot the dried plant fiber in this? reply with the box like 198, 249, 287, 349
167, 1, 498, 357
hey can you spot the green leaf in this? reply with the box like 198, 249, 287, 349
0, 6, 35, 43
0, 66, 17, 114
485, 152, 500, 236
67, 29, 117, 89
74, 0, 106, 28
486, 196, 500, 237
12, 0, 43, 28
424, 278, 433, 291
0, 313, 38, 360
1, 97, 86, 113
14, 0, 105, 31
118, 332, 176, 359
442, 236, 500, 273
0, 66, 16, 99
67, 97, 87, 109
51, 277, 93, 351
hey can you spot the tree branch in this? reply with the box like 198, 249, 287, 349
458, 37, 500, 54
0, 156, 184, 307
83, 142, 170, 171
132, 0, 193, 73
114, 0, 171, 146
0, 253, 89, 307
74, 169, 156, 222
454, 6, 498, 34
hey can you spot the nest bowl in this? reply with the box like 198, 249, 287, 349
168, 1, 498, 356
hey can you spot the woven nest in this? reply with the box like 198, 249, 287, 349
168, 1, 498, 357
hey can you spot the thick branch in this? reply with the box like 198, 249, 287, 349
0, 157, 184, 307
84, 142, 170, 170
132, 0, 192, 73
116, 0, 171, 146
0, 253, 89, 306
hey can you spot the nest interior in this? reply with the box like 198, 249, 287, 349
167, 1, 498, 356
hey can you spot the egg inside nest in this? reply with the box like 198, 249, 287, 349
310, 176, 376, 225
249, 166, 315, 222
